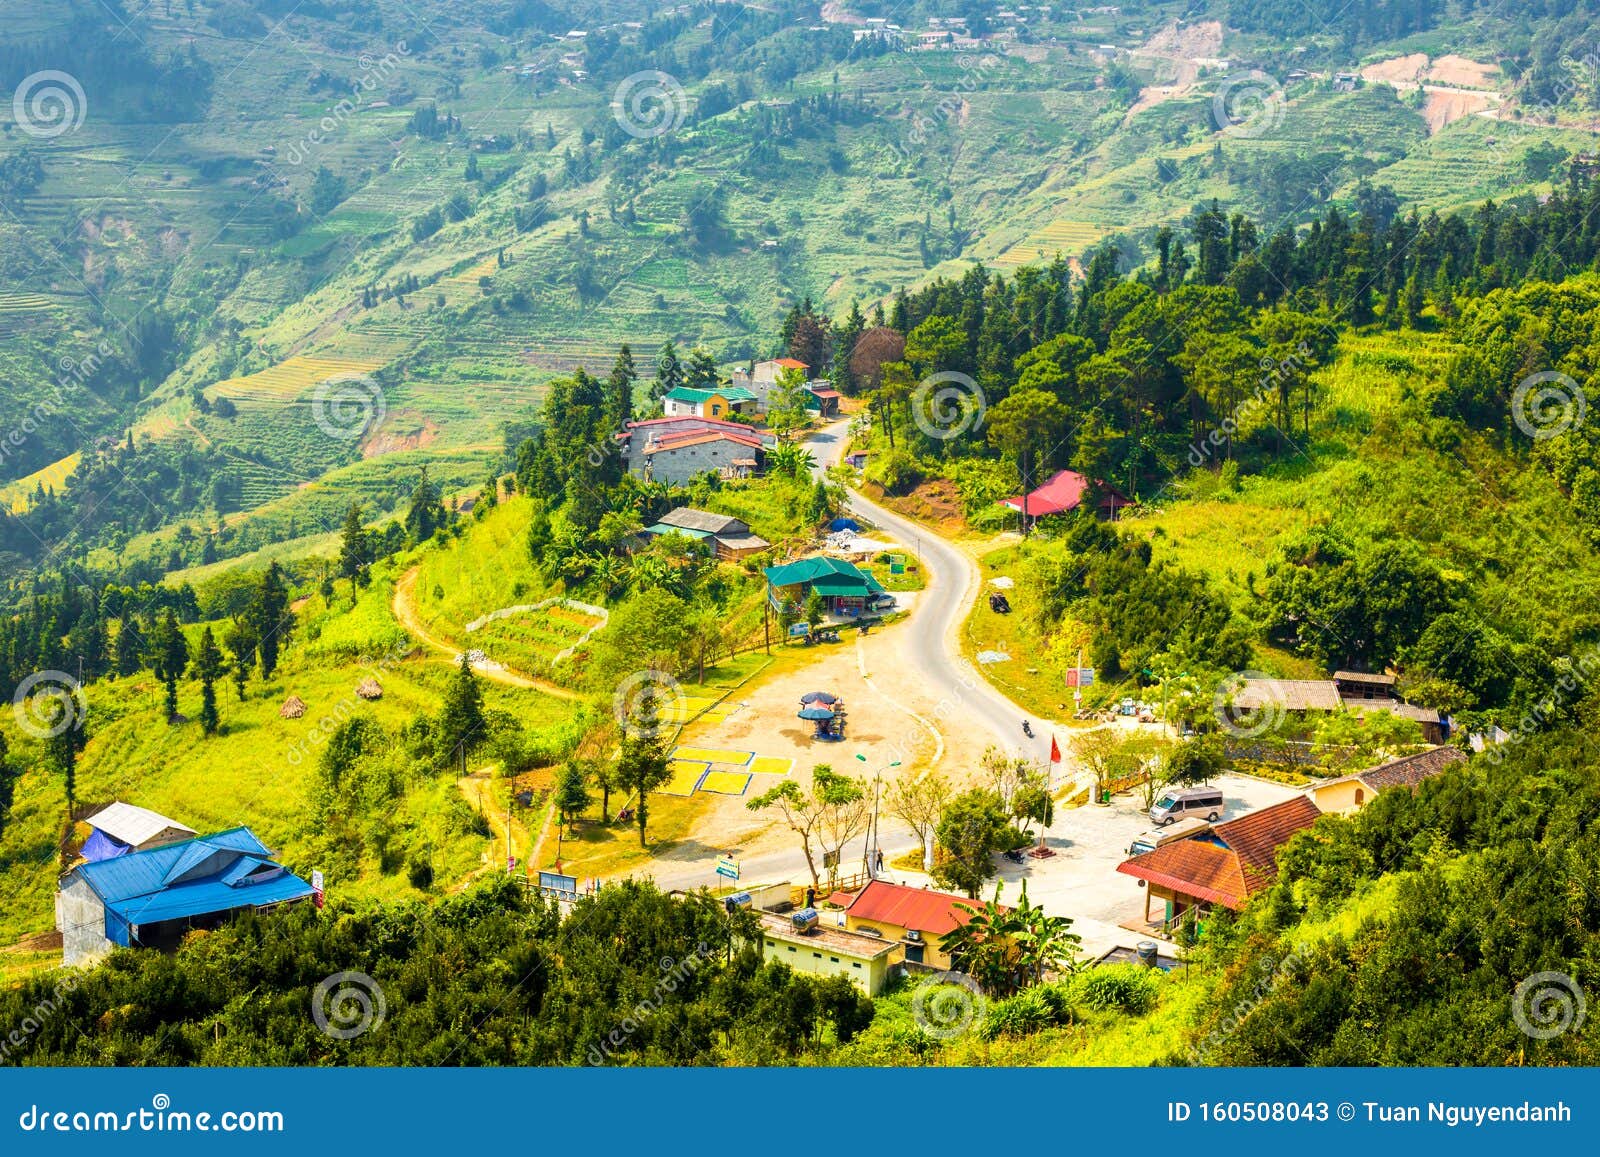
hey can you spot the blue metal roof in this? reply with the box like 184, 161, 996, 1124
70, 827, 314, 929
110, 868, 314, 928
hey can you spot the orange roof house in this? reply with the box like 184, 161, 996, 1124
1117, 796, 1322, 928
836, 880, 1002, 970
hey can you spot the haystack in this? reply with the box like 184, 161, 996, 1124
355, 677, 383, 701
279, 695, 307, 719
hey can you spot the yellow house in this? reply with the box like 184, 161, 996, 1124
758, 911, 899, 994
1308, 746, 1467, 814
836, 880, 991, 971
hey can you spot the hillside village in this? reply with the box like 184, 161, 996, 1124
4, 0, 1600, 1075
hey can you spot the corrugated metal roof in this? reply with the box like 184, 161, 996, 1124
70, 827, 313, 929
112, 870, 314, 927
85, 801, 194, 847
842, 880, 996, 935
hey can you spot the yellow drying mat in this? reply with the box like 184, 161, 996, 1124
658, 760, 708, 796
748, 756, 794, 777
657, 696, 715, 723
672, 746, 753, 766
699, 771, 752, 796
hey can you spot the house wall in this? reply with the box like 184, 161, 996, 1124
841, 914, 957, 970
761, 934, 894, 995
646, 438, 753, 485
1310, 780, 1367, 813
56, 875, 113, 967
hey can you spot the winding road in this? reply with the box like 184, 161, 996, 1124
807, 420, 1068, 771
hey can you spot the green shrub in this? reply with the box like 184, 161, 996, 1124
1072, 964, 1160, 1014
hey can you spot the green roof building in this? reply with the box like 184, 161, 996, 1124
763, 555, 885, 615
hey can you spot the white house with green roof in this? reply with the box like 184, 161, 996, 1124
662, 385, 758, 420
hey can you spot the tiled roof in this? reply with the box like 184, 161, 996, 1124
1234, 678, 1342, 712
1211, 795, 1322, 889
1118, 839, 1249, 908
1358, 745, 1466, 791
842, 880, 994, 936
644, 431, 764, 454
656, 507, 748, 535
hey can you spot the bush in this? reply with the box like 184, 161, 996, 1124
981, 986, 1059, 1039
1071, 964, 1160, 1015
870, 448, 925, 495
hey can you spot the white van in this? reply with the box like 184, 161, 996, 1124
1126, 816, 1211, 856
1149, 786, 1224, 826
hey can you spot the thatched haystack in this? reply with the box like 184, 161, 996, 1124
355, 677, 383, 701
279, 695, 307, 719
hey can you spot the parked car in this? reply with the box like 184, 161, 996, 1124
1149, 786, 1224, 826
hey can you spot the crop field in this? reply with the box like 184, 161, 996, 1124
0, 452, 79, 512
206, 355, 390, 405
467, 603, 606, 680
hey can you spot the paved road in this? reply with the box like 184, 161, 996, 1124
808, 420, 1061, 768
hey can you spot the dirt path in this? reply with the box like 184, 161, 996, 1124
392, 565, 581, 700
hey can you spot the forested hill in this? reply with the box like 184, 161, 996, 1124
2, 0, 1595, 590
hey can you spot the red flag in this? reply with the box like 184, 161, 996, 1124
1050, 735, 1061, 764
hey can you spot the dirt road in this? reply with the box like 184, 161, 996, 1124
392, 565, 580, 700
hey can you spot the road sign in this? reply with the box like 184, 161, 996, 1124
715, 856, 740, 880
311, 869, 324, 893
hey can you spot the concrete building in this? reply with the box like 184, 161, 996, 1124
730, 357, 809, 412
662, 385, 758, 419
616, 416, 773, 480
833, 880, 995, 970
56, 828, 316, 966
1308, 746, 1467, 814
758, 911, 899, 994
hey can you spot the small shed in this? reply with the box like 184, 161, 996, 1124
81, 802, 196, 862
279, 695, 307, 719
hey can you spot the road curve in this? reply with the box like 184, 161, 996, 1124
806, 421, 1059, 766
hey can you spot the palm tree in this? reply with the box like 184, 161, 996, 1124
767, 441, 816, 480
943, 883, 1081, 997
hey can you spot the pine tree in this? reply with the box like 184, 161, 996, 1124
114, 617, 142, 677
252, 563, 290, 679
554, 759, 592, 834
153, 609, 189, 722
606, 343, 638, 429
436, 654, 486, 770
654, 340, 684, 399
338, 503, 370, 594
616, 681, 672, 847
224, 619, 255, 701
687, 346, 720, 389
196, 626, 222, 735
404, 467, 443, 542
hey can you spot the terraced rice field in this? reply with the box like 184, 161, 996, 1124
993, 220, 1108, 266
467, 603, 606, 678
0, 451, 80, 512
207, 355, 388, 404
